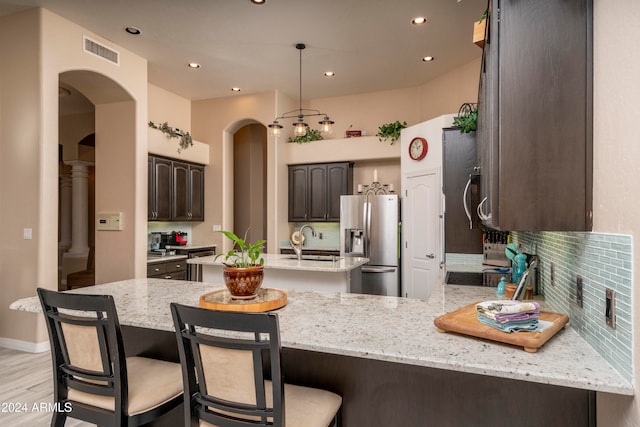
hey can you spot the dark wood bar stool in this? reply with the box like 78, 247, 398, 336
171, 303, 342, 427
37, 288, 183, 427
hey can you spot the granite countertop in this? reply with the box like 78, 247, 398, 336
165, 244, 216, 250
147, 254, 188, 264
10, 279, 632, 396
188, 253, 368, 273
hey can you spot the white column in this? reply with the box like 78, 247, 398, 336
65, 160, 94, 255
58, 173, 72, 251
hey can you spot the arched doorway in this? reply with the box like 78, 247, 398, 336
57, 70, 137, 288
233, 123, 267, 244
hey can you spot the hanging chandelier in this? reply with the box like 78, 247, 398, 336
268, 43, 334, 138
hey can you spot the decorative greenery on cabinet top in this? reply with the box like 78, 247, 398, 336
149, 121, 193, 152
376, 121, 407, 145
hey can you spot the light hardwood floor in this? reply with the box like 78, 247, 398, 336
0, 347, 92, 426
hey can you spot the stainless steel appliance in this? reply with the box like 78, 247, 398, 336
340, 194, 399, 296
173, 246, 216, 281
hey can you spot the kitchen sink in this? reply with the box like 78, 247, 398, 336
285, 255, 341, 262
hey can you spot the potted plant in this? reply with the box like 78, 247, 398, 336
214, 230, 266, 299
376, 120, 407, 145
452, 103, 478, 133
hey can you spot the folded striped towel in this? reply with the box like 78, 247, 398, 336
475, 300, 540, 324
476, 315, 540, 333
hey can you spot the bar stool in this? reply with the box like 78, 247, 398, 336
170, 303, 342, 427
37, 288, 184, 426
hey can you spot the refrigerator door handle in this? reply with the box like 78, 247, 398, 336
362, 266, 397, 273
463, 175, 473, 229
365, 199, 371, 258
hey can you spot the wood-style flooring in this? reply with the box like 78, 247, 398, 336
0, 347, 92, 426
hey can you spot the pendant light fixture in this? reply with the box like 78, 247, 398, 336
268, 43, 334, 138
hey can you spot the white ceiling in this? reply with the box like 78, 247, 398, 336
0, 0, 486, 102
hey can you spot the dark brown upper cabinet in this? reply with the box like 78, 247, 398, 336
288, 162, 353, 222
148, 155, 205, 222
476, 0, 593, 231
148, 156, 173, 221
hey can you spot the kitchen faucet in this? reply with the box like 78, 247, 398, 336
290, 224, 317, 261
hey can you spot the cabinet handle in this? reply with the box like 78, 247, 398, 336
154, 267, 160, 272
164, 275, 172, 279
426, 254, 435, 259
176, 264, 181, 268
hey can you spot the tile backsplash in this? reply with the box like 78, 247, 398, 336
281, 223, 340, 251
513, 231, 633, 383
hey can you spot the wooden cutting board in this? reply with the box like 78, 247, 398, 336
434, 302, 569, 352
200, 288, 287, 312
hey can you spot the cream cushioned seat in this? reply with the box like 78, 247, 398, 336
200, 381, 342, 427
67, 356, 183, 415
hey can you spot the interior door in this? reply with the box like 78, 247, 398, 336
403, 170, 441, 299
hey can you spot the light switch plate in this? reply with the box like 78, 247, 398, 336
605, 288, 616, 329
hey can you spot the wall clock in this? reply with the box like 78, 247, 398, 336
409, 137, 428, 160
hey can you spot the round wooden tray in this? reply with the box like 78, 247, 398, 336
199, 288, 287, 312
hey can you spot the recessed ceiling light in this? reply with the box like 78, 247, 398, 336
422, 56, 435, 62
250, 0, 265, 4
231, 87, 241, 92
324, 71, 335, 77
124, 26, 141, 35
187, 63, 201, 69
411, 16, 427, 26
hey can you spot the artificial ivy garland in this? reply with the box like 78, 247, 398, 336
148, 121, 193, 152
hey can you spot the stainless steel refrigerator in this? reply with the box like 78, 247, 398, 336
340, 194, 399, 296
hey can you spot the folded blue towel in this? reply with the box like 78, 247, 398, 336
477, 315, 539, 333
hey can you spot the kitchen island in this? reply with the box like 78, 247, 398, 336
188, 253, 367, 293
11, 279, 632, 426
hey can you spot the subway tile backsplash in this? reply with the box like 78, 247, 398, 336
513, 231, 633, 383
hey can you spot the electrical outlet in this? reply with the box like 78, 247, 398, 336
576, 275, 584, 307
550, 262, 555, 286
605, 288, 616, 329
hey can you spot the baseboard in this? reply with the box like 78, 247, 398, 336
0, 337, 49, 353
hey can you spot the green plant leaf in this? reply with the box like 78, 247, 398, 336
376, 120, 407, 145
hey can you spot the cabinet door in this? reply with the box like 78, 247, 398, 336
172, 161, 190, 221
476, 0, 592, 231
326, 163, 351, 221
308, 164, 328, 221
288, 165, 308, 222
189, 164, 205, 221
150, 156, 173, 221
476, 0, 499, 229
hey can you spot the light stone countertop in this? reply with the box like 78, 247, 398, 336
10, 279, 633, 396
146, 254, 188, 264
188, 253, 368, 273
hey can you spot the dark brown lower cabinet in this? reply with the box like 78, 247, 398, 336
122, 326, 596, 427
146, 259, 187, 280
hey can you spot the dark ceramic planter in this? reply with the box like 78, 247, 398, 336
222, 265, 264, 299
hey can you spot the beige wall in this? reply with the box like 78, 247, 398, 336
190, 59, 480, 252
593, 0, 640, 425
0, 8, 148, 348
0, 9, 45, 346
59, 111, 95, 161
148, 83, 191, 132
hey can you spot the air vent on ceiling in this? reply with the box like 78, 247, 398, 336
83, 35, 119, 65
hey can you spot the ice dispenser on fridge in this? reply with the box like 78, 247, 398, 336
344, 228, 364, 256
